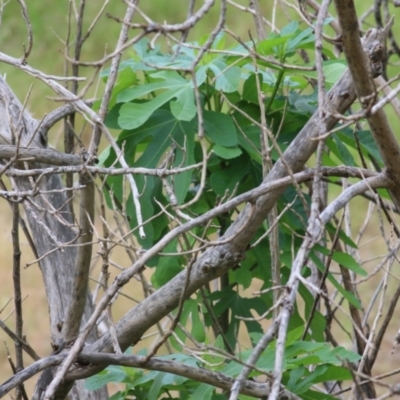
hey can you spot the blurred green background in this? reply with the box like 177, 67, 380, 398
1, 0, 400, 396
1, 1, 257, 115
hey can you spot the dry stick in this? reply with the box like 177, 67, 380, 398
297, 0, 330, 335
0, 145, 83, 166
301, 211, 345, 340
5, 159, 203, 177
369, 276, 400, 366
333, 2, 400, 205
224, 27, 316, 71
88, 1, 136, 155
328, 233, 374, 396
117, 0, 215, 33
81, 0, 110, 44
8, 95, 28, 400
63, 0, 84, 215
251, 197, 298, 248
37, 100, 94, 143
304, 0, 341, 33
381, 0, 400, 66
0, 318, 39, 361
227, 0, 274, 32
278, 145, 327, 399
370, 78, 400, 116
92, 4, 145, 241
112, 212, 173, 354
229, 319, 281, 400
0, 55, 145, 240
337, 239, 365, 356
357, 250, 395, 391
177, 0, 226, 209
253, 42, 282, 321
144, 257, 197, 363
315, 0, 329, 121
0, 178, 38, 260
266, 208, 280, 316
4, 342, 28, 400
61, 172, 95, 344
297, 273, 369, 344
11, 200, 25, 400
71, 0, 85, 98
180, 0, 196, 42
267, 175, 389, 400
353, 125, 400, 239
98, 186, 122, 354
334, 1, 400, 396
0, 352, 300, 400
360, 253, 394, 322
65, 30, 147, 68
16, 0, 32, 63
305, 0, 400, 122
263, 169, 281, 316
249, 0, 266, 39
0, 0, 8, 28
333, 368, 400, 396
199, 287, 235, 354
375, 75, 400, 119
0, 355, 64, 397
231, 3, 329, 397
63, 1, 72, 97
0, 187, 82, 202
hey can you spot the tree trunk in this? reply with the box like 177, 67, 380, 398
0, 76, 107, 399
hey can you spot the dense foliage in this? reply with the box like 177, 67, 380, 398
85, 23, 381, 399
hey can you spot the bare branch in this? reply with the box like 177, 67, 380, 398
0, 145, 83, 166
0, 356, 63, 397
268, 174, 389, 399
0, 352, 302, 400
115, 0, 215, 33
16, 0, 32, 63
11, 196, 25, 399
88, 2, 137, 154
0, 318, 39, 361
37, 100, 94, 145
61, 174, 95, 344
333, 4, 400, 206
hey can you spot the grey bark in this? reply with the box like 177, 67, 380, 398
0, 75, 106, 399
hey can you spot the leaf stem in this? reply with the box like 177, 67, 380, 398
265, 69, 284, 115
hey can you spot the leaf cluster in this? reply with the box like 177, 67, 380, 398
90, 22, 384, 399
